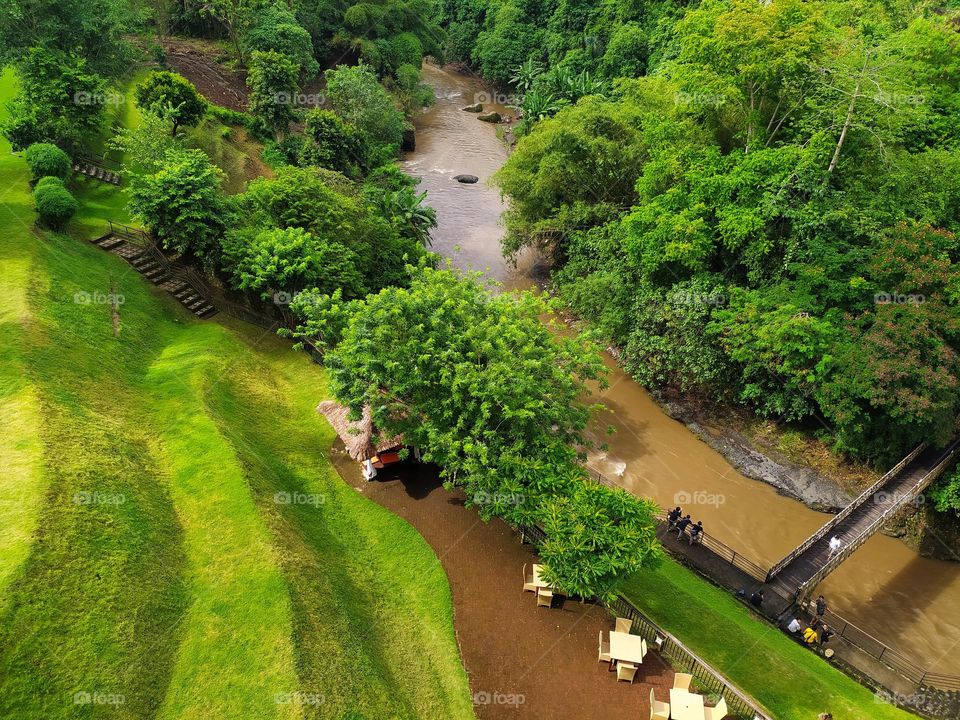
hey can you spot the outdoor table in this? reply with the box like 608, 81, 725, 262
531, 564, 552, 589
669, 688, 705, 720
609, 631, 646, 665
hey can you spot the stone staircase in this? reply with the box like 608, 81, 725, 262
74, 159, 121, 185
92, 232, 218, 319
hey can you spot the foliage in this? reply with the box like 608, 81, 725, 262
494, 2, 960, 467
289, 266, 660, 596
33, 178, 77, 228
128, 148, 227, 264
24, 143, 71, 181
246, 50, 300, 137
335, 0, 444, 76
134, 71, 206, 135
323, 64, 404, 163
931, 466, 960, 514
0, 0, 132, 76
111, 112, 181, 175
229, 165, 430, 297
243, 3, 320, 78
300, 109, 365, 175
390, 63, 435, 117
1, 47, 107, 151
222, 226, 366, 300
363, 165, 437, 246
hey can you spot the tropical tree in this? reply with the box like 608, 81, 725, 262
289, 266, 661, 597
324, 64, 404, 162
135, 71, 206, 136
247, 50, 300, 137
128, 148, 227, 265
1, 47, 107, 151
221, 226, 366, 300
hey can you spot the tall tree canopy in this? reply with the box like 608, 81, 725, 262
289, 266, 661, 597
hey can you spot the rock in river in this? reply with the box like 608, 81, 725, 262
462, 103, 483, 112
477, 112, 501, 123
454, 174, 479, 184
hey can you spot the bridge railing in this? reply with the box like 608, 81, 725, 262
799, 599, 960, 691
795, 438, 960, 599
765, 443, 927, 582
519, 522, 773, 719
583, 467, 769, 583
584, 459, 960, 693
107, 221, 280, 329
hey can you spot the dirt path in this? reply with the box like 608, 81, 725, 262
331, 450, 675, 719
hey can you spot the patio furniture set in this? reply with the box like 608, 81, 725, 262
523, 563, 728, 718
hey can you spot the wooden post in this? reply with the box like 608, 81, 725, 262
110, 280, 121, 338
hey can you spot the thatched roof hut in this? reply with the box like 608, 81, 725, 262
317, 400, 405, 462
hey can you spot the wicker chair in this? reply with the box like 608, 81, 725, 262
615, 617, 632, 634
704, 697, 728, 720
598, 631, 611, 663
522, 564, 537, 593
673, 672, 693, 691
617, 661, 638, 683
536, 587, 554, 608
649, 688, 670, 720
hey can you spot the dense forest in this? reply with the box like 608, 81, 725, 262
470, 0, 960, 507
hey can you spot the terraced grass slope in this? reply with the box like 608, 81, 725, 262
0, 68, 474, 720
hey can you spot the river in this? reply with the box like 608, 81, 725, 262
401, 62, 960, 676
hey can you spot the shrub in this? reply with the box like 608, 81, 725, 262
301, 109, 364, 174
24, 143, 71, 180
34, 176, 66, 192
34, 180, 78, 228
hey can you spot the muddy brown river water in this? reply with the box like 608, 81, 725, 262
402, 63, 960, 676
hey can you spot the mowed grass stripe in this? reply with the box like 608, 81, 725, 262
147, 328, 300, 720
0, 226, 190, 717
203, 329, 474, 719
0, 80, 46, 601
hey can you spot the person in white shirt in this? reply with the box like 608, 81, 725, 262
787, 617, 802, 634
828, 535, 843, 559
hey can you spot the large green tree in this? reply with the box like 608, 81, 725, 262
128, 148, 227, 265
1, 47, 107, 151
290, 266, 660, 597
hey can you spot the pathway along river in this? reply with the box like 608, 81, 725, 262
401, 63, 960, 676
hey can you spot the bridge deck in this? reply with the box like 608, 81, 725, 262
766, 439, 960, 605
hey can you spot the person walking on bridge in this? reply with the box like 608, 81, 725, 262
688, 520, 703, 545
815, 595, 827, 621
667, 506, 682, 529
828, 535, 843, 559
675, 515, 692, 540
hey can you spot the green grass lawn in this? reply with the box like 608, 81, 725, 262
621, 559, 917, 720
0, 68, 474, 719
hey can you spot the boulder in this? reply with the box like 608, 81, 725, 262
401, 126, 416, 151
454, 174, 479, 184
477, 112, 501, 123
462, 103, 483, 113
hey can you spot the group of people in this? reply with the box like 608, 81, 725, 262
666, 506, 704, 545
787, 595, 835, 648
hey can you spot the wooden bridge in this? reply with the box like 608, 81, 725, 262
764, 437, 960, 610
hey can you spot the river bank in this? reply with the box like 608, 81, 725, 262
405, 60, 960, 673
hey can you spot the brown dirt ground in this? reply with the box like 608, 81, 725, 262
331, 448, 675, 720
161, 38, 249, 111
